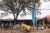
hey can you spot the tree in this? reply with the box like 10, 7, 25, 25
2, 0, 35, 22
2, 0, 18, 22
2, 0, 30, 22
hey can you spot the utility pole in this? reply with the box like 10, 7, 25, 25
32, 0, 36, 29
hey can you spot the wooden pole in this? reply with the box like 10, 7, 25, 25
43, 19, 46, 29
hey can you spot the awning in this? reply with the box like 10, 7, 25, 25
47, 15, 50, 20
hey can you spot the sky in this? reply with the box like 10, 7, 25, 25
36, 0, 50, 19
0, 0, 50, 20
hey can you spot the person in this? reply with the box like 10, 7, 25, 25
38, 24, 43, 30
9, 22, 13, 30
4, 23, 8, 30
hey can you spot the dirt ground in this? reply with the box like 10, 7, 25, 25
0, 29, 50, 33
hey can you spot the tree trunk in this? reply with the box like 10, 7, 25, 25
13, 11, 20, 24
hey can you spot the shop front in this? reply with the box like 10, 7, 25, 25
37, 17, 50, 29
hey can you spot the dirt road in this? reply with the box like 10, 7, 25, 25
0, 29, 50, 33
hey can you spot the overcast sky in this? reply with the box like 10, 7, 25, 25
0, 0, 50, 20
